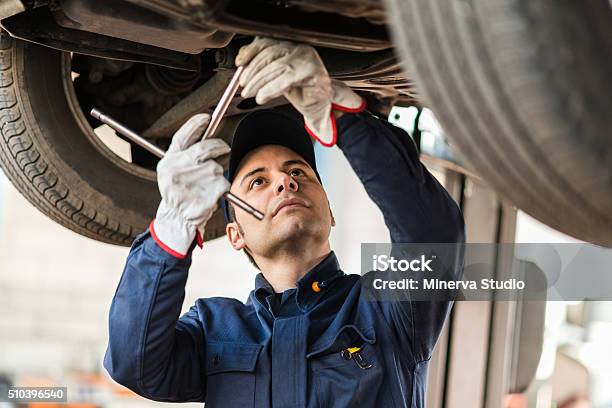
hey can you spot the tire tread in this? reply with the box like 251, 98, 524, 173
0, 32, 134, 245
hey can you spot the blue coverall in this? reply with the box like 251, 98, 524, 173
103, 111, 466, 407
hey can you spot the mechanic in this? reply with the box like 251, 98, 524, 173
103, 37, 465, 407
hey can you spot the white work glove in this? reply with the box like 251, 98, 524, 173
150, 113, 230, 259
236, 37, 365, 147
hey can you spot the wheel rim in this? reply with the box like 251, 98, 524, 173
60, 52, 158, 182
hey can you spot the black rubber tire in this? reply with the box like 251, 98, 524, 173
386, 0, 612, 245
0, 32, 155, 245
0, 31, 235, 246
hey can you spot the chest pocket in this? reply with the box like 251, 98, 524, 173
204, 341, 262, 408
306, 325, 392, 408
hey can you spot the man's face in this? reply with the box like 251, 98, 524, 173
226, 144, 334, 258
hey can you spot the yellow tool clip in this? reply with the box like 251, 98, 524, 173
341, 346, 373, 369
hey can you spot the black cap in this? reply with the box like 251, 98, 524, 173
222, 109, 321, 222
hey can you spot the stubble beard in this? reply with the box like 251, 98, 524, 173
259, 214, 325, 259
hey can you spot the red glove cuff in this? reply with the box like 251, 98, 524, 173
304, 97, 367, 147
149, 219, 203, 260
331, 97, 367, 113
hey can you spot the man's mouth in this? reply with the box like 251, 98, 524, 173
273, 197, 308, 217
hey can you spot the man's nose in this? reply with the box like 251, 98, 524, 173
275, 173, 298, 194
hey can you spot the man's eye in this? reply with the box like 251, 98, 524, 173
249, 177, 264, 190
290, 168, 304, 177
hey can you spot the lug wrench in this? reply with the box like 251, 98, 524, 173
90, 66, 264, 221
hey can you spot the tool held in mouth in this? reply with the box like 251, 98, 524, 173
90, 67, 264, 221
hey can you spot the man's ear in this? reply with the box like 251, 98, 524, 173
226, 222, 246, 250
329, 207, 336, 227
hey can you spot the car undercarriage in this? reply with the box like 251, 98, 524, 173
2, 0, 415, 141
0, 0, 610, 246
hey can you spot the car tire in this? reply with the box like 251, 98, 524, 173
0, 31, 229, 246
386, 0, 612, 245
0, 31, 159, 245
